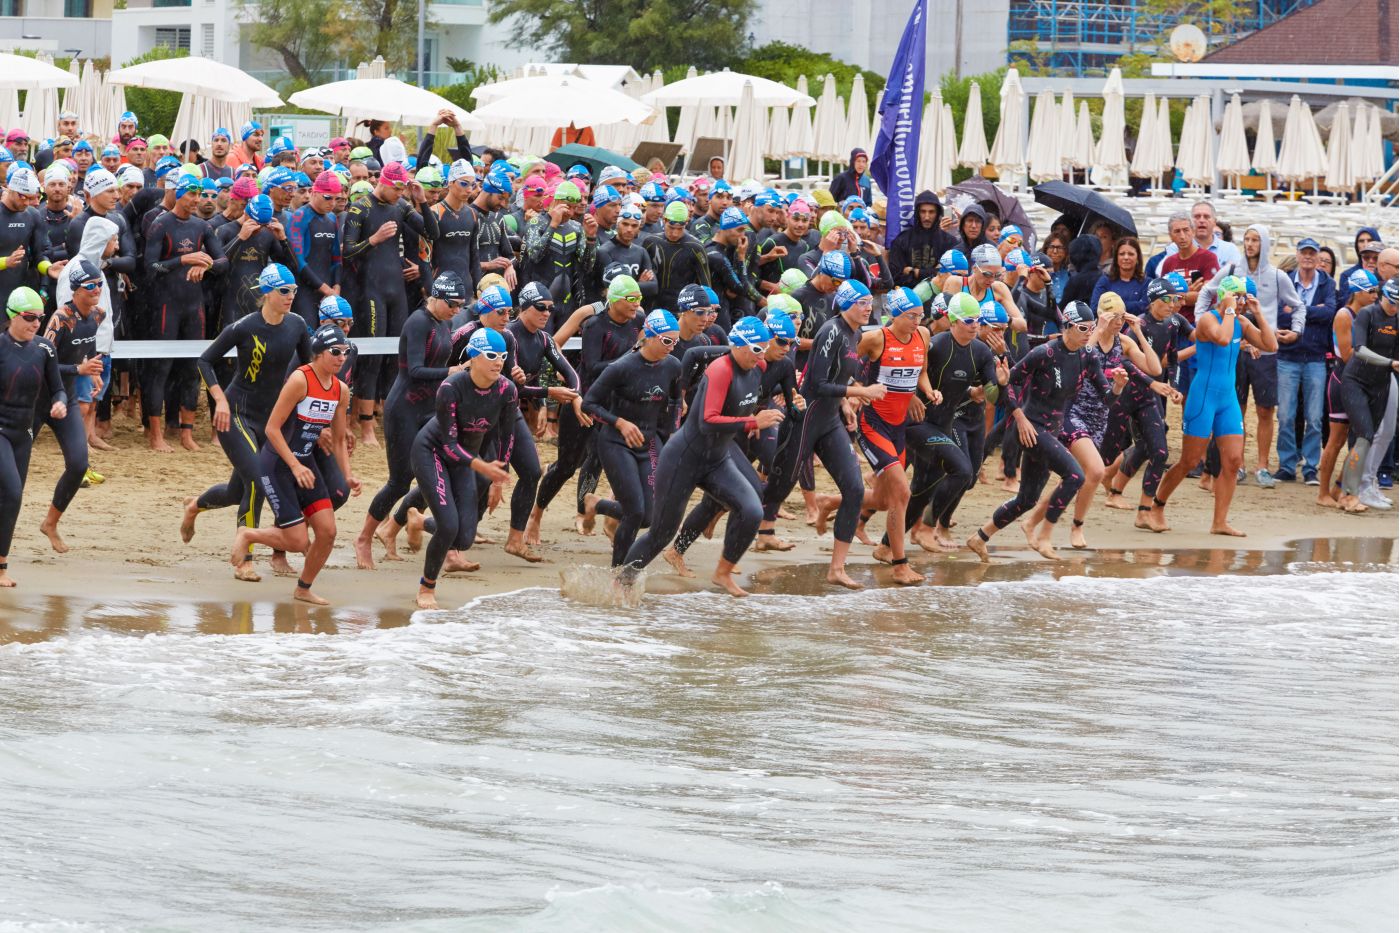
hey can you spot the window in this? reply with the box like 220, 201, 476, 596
200, 23, 214, 56
153, 26, 191, 50
64, 0, 94, 16
0, 0, 20, 14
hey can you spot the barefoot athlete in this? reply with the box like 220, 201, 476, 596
232, 324, 357, 604
184, 263, 311, 578
1317, 270, 1378, 507
0, 287, 66, 587
352, 271, 464, 570
618, 317, 783, 598
1338, 277, 1400, 513
35, 261, 104, 554
412, 328, 516, 610
968, 300, 1129, 562
1148, 275, 1277, 536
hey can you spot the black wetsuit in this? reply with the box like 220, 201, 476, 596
521, 215, 594, 317
504, 318, 579, 531
36, 303, 100, 513
619, 352, 766, 581
1342, 301, 1399, 443
287, 203, 341, 331
0, 330, 65, 555
365, 307, 454, 524
429, 199, 479, 290
993, 341, 1115, 528
705, 239, 758, 330
593, 237, 657, 306
472, 201, 514, 281
645, 231, 711, 311
412, 371, 518, 581
1107, 314, 1189, 497
0, 200, 47, 296
216, 223, 294, 330
756, 229, 816, 290
906, 332, 996, 532
142, 208, 228, 420
582, 349, 683, 565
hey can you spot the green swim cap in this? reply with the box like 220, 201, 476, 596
553, 180, 582, 204
6, 286, 43, 316
765, 293, 802, 319
415, 166, 443, 187
147, 134, 170, 148
349, 146, 373, 161
946, 292, 981, 322
1218, 274, 1247, 296
179, 162, 200, 178
912, 279, 935, 303
779, 268, 808, 294
349, 180, 373, 197
607, 274, 641, 303
663, 201, 689, 224
818, 211, 851, 236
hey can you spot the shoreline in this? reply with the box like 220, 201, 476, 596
0, 417, 1395, 621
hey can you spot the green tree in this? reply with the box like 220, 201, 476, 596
240, 0, 355, 84
487, 0, 754, 73
346, 0, 428, 77
1143, 0, 1253, 35
732, 42, 883, 114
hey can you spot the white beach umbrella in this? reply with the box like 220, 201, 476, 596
728, 80, 766, 182
292, 77, 485, 131
765, 102, 789, 160
108, 56, 282, 107
1216, 92, 1251, 181
1056, 90, 1078, 172
1355, 102, 1384, 183
811, 73, 843, 164
1027, 88, 1061, 182
0, 52, 78, 91
673, 65, 700, 152
644, 69, 814, 108
957, 80, 989, 168
1277, 94, 1326, 184
916, 93, 956, 194
787, 75, 815, 160
1130, 92, 1158, 177
1323, 100, 1355, 192
1181, 94, 1216, 186
938, 103, 957, 194
103, 81, 127, 144
20, 54, 60, 144
1092, 67, 1128, 185
1154, 96, 1174, 175
0, 88, 17, 135
59, 59, 78, 121
845, 72, 869, 155
1254, 98, 1276, 175
1073, 101, 1096, 172
469, 76, 652, 132
988, 67, 1026, 181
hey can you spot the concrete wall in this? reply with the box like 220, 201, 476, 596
0, 16, 111, 57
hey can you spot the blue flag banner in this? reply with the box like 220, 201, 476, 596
870, 0, 927, 246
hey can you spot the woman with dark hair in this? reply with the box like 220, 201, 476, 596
1317, 246, 1338, 278
1337, 226, 1381, 304
1090, 236, 1149, 317
358, 119, 394, 163
956, 203, 990, 255
1043, 233, 1071, 305
1060, 235, 1103, 309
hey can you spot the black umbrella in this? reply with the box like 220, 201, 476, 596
1032, 180, 1137, 237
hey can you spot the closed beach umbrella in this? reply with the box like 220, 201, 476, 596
1176, 95, 1215, 186
1130, 92, 1159, 177
1278, 94, 1326, 184
1056, 90, 1077, 173
845, 72, 869, 155
1073, 101, 1096, 172
765, 102, 789, 160
1092, 67, 1128, 185
812, 73, 843, 164
1323, 100, 1355, 192
1252, 99, 1278, 176
787, 75, 815, 160
1027, 88, 1061, 182
728, 80, 765, 182
1355, 102, 1384, 183
917, 91, 953, 194
1217, 92, 1251, 181
939, 103, 958, 193
988, 67, 1026, 181
1154, 97, 1174, 175
957, 80, 989, 168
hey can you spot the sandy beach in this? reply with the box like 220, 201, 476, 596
2, 404, 1396, 615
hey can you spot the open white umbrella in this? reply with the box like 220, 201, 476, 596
811, 74, 843, 165
472, 75, 650, 131
1251, 99, 1278, 177
643, 69, 814, 108
1130, 92, 1158, 177
0, 52, 78, 91
293, 77, 484, 131
1092, 67, 1128, 186
1073, 102, 1096, 173
1323, 100, 1355, 193
0, 88, 17, 135
957, 80, 989, 168
1216, 92, 1251, 183
1056, 90, 1078, 175
845, 73, 869, 155
472, 72, 614, 106
728, 80, 766, 182
1026, 88, 1061, 182
787, 75, 815, 160
988, 67, 1026, 182
20, 54, 60, 144
107, 56, 282, 108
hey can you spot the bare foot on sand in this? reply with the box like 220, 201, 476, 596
967, 535, 990, 562
826, 567, 863, 590
416, 586, 439, 610
294, 588, 330, 606
375, 521, 404, 561
353, 534, 375, 570
1029, 522, 1059, 560
1104, 491, 1133, 510
753, 533, 795, 552
180, 497, 199, 543
442, 552, 480, 573
662, 546, 695, 577
871, 543, 893, 564
891, 563, 924, 586
1210, 523, 1247, 537
270, 553, 297, 577
39, 519, 67, 554
712, 569, 750, 597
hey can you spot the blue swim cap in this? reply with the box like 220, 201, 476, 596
834, 279, 872, 310
174, 174, 201, 197
979, 299, 1010, 326
754, 189, 782, 207
258, 263, 295, 293
885, 287, 923, 318
566, 163, 590, 178
766, 310, 797, 341
1002, 248, 1030, 270
466, 327, 507, 358
643, 309, 680, 337
1244, 276, 1258, 297
100, 144, 120, 159
215, 177, 233, 190
591, 183, 621, 207
712, 179, 733, 194
318, 295, 352, 321
848, 207, 871, 225
211, 126, 231, 141
481, 170, 512, 195
998, 224, 1024, 244
729, 316, 772, 347
265, 166, 296, 188
267, 135, 294, 157
1383, 277, 1399, 303
292, 171, 311, 188
702, 285, 720, 306
640, 181, 666, 203
1166, 271, 1190, 293
817, 250, 852, 280
1348, 268, 1380, 293
477, 284, 513, 315
665, 186, 693, 205
719, 206, 750, 230
244, 194, 274, 224
938, 249, 969, 274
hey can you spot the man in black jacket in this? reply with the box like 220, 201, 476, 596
887, 190, 959, 289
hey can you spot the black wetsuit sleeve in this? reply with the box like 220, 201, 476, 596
540, 336, 579, 393
198, 318, 243, 389
435, 378, 475, 465
582, 355, 627, 426
296, 326, 313, 365
108, 215, 137, 276
492, 381, 519, 466
405, 314, 450, 382
1003, 346, 1044, 412
339, 201, 374, 263
144, 214, 178, 275
41, 340, 66, 407
806, 322, 851, 399
204, 223, 228, 276
579, 318, 608, 388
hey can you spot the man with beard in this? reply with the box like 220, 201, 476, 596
888, 190, 961, 290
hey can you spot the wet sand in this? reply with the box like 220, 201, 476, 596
2, 413, 1396, 617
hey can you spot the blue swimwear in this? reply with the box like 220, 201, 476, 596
1182, 309, 1243, 439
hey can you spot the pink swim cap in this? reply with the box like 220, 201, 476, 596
312, 170, 343, 195
379, 161, 410, 185
230, 176, 260, 200
542, 162, 562, 179
521, 173, 547, 192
